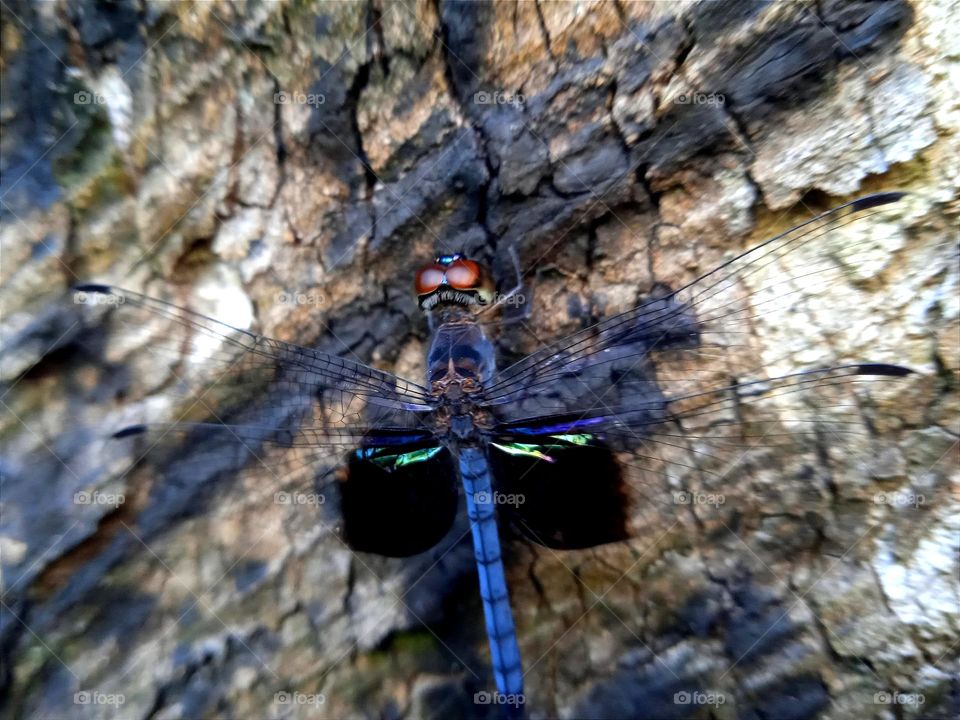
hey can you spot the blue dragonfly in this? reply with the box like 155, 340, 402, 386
74, 192, 911, 713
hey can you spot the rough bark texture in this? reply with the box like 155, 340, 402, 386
1, 1, 958, 719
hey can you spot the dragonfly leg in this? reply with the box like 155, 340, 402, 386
487, 245, 533, 325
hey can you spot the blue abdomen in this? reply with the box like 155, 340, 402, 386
460, 447, 524, 701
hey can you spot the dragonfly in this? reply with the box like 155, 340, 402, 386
73, 191, 912, 713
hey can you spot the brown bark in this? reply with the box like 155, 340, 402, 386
1, 1, 957, 718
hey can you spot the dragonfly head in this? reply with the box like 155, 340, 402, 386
415, 254, 495, 312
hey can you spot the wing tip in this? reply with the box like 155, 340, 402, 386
73, 283, 114, 294
851, 191, 907, 211
113, 424, 147, 439
855, 363, 914, 377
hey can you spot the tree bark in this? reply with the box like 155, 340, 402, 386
1, 1, 957, 718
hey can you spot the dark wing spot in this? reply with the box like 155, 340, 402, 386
490, 437, 631, 550
337, 445, 457, 557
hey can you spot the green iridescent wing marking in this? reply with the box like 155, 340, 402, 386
490, 434, 596, 463
354, 445, 444, 470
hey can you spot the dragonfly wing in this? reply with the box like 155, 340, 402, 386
480, 194, 925, 547
482, 192, 907, 410
109, 421, 439, 538
489, 437, 630, 549
490, 363, 915, 548
71, 284, 436, 419
339, 443, 459, 557
68, 285, 453, 555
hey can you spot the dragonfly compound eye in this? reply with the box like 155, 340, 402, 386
415, 265, 446, 296
444, 258, 482, 289
416, 255, 496, 309
448, 258, 495, 305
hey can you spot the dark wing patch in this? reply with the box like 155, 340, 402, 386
489, 437, 631, 550
337, 445, 458, 557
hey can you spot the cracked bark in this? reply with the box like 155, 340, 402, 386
1, 1, 957, 719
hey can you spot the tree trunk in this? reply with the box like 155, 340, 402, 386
1, 1, 957, 718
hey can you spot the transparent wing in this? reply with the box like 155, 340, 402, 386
481, 193, 923, 548
488, 364, 915, 549
482, 192, 907, 409
109, 414, 464, 560
71, 284, 436, 420
493, 364, 910, 442
68, 284, 449, 553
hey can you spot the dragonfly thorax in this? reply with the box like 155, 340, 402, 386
431, 403, 495, 444
426, 316, 497, 396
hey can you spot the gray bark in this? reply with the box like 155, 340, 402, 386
1, 1, 957, 719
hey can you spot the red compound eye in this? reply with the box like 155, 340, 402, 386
415, 265, 446, 295
444, 258, 482, 289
